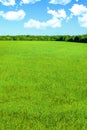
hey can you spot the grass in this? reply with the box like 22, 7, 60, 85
0, 41, 87, 130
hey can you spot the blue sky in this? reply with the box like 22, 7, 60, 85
0, 0, 87, 35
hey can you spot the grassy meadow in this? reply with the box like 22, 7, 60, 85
0, 41, 87, 130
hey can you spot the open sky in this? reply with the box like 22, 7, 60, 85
0, 0, 87, 35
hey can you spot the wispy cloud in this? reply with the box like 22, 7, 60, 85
20, 0, 40, 5
0, 0, 15, 6
49, 0, 72, 5
0, 0, 40, 6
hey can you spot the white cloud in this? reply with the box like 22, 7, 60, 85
0, 10, 25, 21
24, 19, 46, 28
24, 18, 62, 28
47, 8, 66, 19
78, 14, 87, 28
69, 4, 87, 28
49, 0, 72, 5
24, 8, 66, 29
70, 4, 87, 16
0, 0, 40, 6
46, 17, 62, 28
0, 0, 15, 6
20, 0, 40, 5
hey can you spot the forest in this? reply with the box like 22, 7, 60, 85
0, 34, 87, 43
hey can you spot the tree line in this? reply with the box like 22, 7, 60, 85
0, 34, 87, 43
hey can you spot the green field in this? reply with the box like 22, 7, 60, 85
0, 41, 87, 130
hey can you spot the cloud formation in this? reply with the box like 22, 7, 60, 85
70, 4, 87, 16
0, 0, 15, 6
0, 10, 25, 21
20, 0, 40, 5
70, 4, 87, 27
24, 8, 66, 28
49, 0, 72, 5
0, 0, 40, 6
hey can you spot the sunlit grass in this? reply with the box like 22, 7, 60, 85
0, 41, 87, 130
